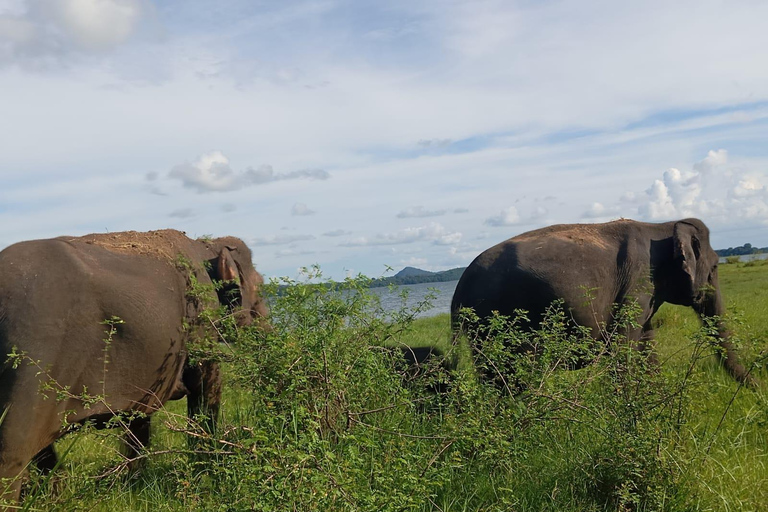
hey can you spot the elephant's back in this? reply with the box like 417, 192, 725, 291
0, 237, 189, 416
452, 238, 556, 322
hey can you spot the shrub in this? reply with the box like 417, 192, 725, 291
16, 265, 764, 511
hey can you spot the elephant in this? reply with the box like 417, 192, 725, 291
450, 218, 752, 386
394, 345, 450, 395
0, 229, 269, 505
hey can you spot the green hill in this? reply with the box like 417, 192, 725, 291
369, 266, 466, 288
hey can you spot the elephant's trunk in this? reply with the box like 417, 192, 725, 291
699, 287, 755, 386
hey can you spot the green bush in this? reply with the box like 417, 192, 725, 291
14, 264, 767, 511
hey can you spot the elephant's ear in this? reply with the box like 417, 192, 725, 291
217, 247, 239, 283
214, 247, 243, 308
673, 221, 701, 287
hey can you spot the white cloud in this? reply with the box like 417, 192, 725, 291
399, 256, 428, 268
291, 202, 315, 216
339, 222, 461, 247
638, 167, 705, 220
0, 0, 147, 67
322, 229, 351, 237
640, 178, 682, 220
582, 202, 617, 219
484, 206, 520, 227
693, 149, 728, 174
275, 247, 317, 257
53, 0, 144, 50
168, 151, 329, 193
252, 234, 315, 246
4, 2, 768, 280
396, 205, 447, 218
626, 150, 768, 225
434, 231, 462, 245
731, 175, 765, 199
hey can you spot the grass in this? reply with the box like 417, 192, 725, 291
12, 260, 768, 511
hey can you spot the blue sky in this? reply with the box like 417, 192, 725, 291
1, 0, 767, 279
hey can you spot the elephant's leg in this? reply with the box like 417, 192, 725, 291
121, 416, 151, 471
635, 323, 658, 366
31, 445, 58, 475
183, 361, 222, 441
0, 416, 55, 509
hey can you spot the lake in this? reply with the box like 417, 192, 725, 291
718, 253, 768, 263
368, 280, 459, 318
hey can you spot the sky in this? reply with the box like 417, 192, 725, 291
1, 0, 767, 280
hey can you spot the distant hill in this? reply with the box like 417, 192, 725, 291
395, 266, 434, 278
369, 266, 466, 288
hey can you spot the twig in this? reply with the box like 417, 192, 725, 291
93, 448, 236, 479
347, 416, 448, 440
420, 439, 455, 477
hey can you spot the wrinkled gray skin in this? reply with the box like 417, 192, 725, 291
0, 230, 269, 505
451, 218, 751, 385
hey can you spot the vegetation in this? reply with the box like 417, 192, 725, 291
716, 243, 768, 257
5, 261, 768, 511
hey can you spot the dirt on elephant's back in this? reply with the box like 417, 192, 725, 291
63, 229, 195, 263
512, 223, 617, 249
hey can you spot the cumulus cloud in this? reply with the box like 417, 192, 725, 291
0, 0, 146, 66
168, 151, 329, 193
396, 205, 447, 218
291, 202, 315, 216
340, 222, 461, 247
693, 149, 728, 174
582, 202, 619, 219
322, 229, 352, 237
484, 206, 520, 227
640, 176, 685, 220
623, 149, 768, 224
639, 165, 714, 220
55, 0, 144, 49
252, 234, 315, 246
731, 174, 765, 199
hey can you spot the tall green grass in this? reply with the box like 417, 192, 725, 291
9, 261, 768, 511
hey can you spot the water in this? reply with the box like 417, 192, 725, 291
368, 280, 459, 318
718, 253, 768, 264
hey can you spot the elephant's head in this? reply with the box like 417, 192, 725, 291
208, 237, 270, 328
670, 219, 753, 383
671, 218, 722, 317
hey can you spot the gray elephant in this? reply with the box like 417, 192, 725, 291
451, 218, 751, 385
0, 230, 269, 505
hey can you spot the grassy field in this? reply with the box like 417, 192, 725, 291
13, 260, 768, 511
